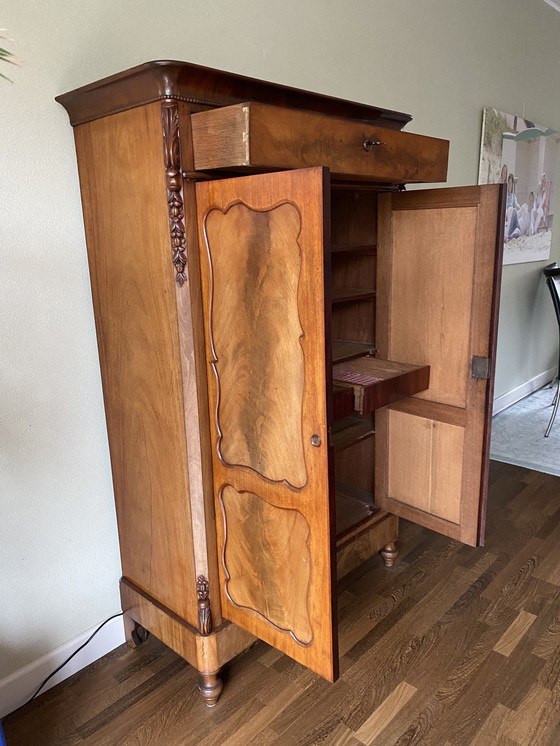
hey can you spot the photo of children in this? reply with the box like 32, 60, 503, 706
479, 107, 559, 265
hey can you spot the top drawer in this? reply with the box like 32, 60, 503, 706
191, 102, 449, 184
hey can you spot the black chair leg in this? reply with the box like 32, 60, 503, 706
545, 377, 560, 438
542, 264, 560, 436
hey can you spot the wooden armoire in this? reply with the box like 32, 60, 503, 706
57, 61, 504, 705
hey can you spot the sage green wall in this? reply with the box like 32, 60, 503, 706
2, 0, 559, 680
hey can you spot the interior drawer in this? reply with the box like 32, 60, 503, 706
333, 357, 430, 415
191, 102, 449, 183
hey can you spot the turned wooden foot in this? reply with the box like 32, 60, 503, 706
198, 670, 223, 707
124, 615, 150, 649
381, 541, 398, 567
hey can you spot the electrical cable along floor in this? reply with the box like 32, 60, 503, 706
4, 461, 560, 746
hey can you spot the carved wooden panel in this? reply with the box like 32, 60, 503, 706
220, 485, 312, 644
203, 201, 307, 488
196, 168, 338, 681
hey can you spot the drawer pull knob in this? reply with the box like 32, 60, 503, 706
310, 435, 322, 447
363, 139, 384, 151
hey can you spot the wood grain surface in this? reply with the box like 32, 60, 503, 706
176, 101, 223, 624
196, 167, 339, 681
219, 485, 313, 644
201, 198, 307, 486
330, 188, 377, 348
120, 580, 255, 675
331, 299, 376, 345
333, 357, 430, 414
191, 102, 449, 183
331, 189, 378, 248
6, 462, 560, 746
332, 340, 376, 364
375, 185, 503, 546
330, 416, 374, 451
73, 103, 199, 628
56, 59, 413, 130
387, 410, 464, 524
380, 204, 478, 408
335, 427, 376, 498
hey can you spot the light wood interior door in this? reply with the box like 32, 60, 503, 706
376, 185, 504, 546
196, 167, 338, 680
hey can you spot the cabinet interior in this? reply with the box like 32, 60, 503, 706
330, 186, 431, 545
331, 187, 379, 543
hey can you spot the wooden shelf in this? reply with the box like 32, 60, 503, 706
332, 288, 376, 304
333, 357, 430, 415
332, 339, 376, 364
335, 482, 380, 540
331, 244, 376, 255
331, 417, 374, 451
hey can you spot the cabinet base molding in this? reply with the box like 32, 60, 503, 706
121, 579, 255, 704
336, 512, 398, 578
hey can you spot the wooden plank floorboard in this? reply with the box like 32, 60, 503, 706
533, 599, 560, 660
4, 462, 560, 745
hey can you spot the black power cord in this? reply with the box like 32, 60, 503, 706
15, 611, 124, 713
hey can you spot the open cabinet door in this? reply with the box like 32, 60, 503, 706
376, 185, 504, 547
196, 167, 338, 680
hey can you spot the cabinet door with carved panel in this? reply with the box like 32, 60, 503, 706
196, 167, 338, 681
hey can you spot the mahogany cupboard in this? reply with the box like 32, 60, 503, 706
57, 61, 504, 705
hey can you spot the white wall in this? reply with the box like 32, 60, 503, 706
2, 0, 560, 698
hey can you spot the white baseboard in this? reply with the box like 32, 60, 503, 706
0, 615, 125, 719
493, 367, 556, 415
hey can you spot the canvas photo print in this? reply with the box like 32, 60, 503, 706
479, 107, 559, 265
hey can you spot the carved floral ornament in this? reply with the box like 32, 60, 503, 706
161, 102, 187, 286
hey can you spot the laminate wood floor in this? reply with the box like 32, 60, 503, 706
4, 462, 560, 745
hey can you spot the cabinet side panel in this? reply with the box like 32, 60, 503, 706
74, 104, 198, 627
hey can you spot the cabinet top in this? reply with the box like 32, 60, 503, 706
55, 59, 413, 129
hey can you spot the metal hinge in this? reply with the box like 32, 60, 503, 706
472, 356, 491, 380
